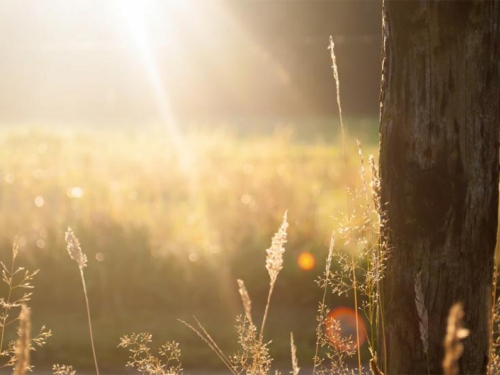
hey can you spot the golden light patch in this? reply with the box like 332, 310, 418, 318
297, 251, 315, 271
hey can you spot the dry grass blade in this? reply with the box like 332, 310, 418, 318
179, 319, 237, 375
443, 303, 469, 375
237, 279, 253, 325
369, 356, 384, 375
65, 229, 99, 375
13, 304, 30, 375
414, 271, 428, 354
192, 316, 234, 371
290, 332, 300, 375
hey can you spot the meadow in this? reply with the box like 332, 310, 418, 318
0, 118, 380, 372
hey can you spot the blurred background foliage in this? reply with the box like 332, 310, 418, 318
0, 120, 377, 370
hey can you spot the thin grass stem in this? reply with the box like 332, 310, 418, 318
312, 233, 335, 375
79, 268, 100, 375
329, 35, 362, 375
259, 283, 275, 341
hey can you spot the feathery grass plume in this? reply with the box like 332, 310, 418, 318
290, 332, 300, 375
13, 304, 30, 375
65, 228, 99, 375
414, 271, 428, 355
118, 333, 182, 375
260, 211, 289, 340
237, 279, 253, 325
65, 228, 87, 269
53, 365, 76, 375
443, 303, 469, 375
329, 35, 362, 375
53, 364, 76, 375
265, 211, 289, 285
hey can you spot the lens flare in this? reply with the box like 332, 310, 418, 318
297, 251, 315, 271
325, 307, 366, 350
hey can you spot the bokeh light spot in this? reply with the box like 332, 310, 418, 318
297, 251, 315, 271
67, 187, 85, 199
34, 196, 45, 208
4, 174, 14, 184
325, 307, 367, 351
241, 194, 252, 205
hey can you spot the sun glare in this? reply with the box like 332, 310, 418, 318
119, 1, 189, 167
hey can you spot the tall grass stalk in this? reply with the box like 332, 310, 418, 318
329, 35, 362, 375
65, 228, 100, 375
312, 233, 335, 375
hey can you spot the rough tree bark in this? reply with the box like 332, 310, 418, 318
379, 1, 500, 374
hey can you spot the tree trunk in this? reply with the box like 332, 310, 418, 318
379, 1, 500, 373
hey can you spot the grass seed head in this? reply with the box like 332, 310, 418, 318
237, 279, 253, 325
65, 228, 87, 269
266, 211, 288, 284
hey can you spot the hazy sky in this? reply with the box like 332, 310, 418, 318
0, 0, 382, 126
